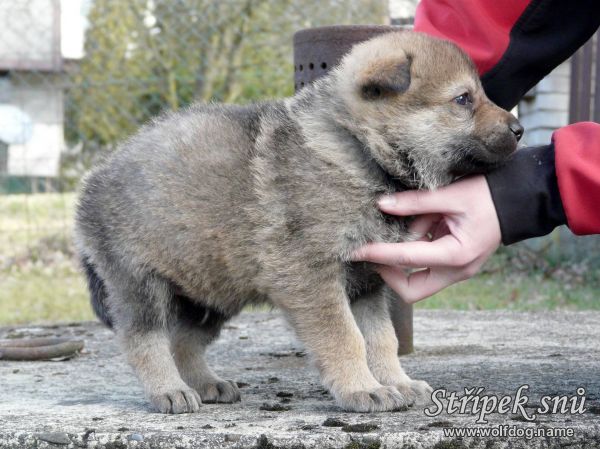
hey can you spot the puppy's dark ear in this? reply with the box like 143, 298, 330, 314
358, 57, 412, 100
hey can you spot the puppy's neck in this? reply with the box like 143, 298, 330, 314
287, 81, 412, 192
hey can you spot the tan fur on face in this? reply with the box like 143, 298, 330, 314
356, 56, 412, 99
323, 32, 519, 188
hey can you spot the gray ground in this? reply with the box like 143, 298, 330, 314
0, 311, 599, 449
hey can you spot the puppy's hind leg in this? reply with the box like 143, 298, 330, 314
108, 274, 201, 414
170, 300, 240, 404
352, 289, 433, 405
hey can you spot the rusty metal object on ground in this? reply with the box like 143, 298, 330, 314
293, 25, 413, 355
0, 337, 84, 361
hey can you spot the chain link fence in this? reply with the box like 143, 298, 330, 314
2, 0, 388, 192
0, 0, 388, 323
0, 0, 597, 323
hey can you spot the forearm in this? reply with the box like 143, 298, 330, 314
554, 122, 600, 235
485, 145, 565, 245
486, 122, 600, 244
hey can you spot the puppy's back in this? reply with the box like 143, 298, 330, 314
75, 102, 280, 308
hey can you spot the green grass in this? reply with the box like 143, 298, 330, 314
0, 192, 94, 325
0, 263, 93, 325
417, 272, 600, 311
0, 192, 75, 260
0, 192, 599, 326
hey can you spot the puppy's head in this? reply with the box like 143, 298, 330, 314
332, 32, 523, 189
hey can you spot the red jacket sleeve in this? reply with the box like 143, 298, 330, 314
415, 0, 600, 238
414, 0, 531, 77
415, 0, 600, 110
554, 123, 600, 235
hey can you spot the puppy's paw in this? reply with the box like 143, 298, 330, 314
197, 380, 241, 404
337, 385, 411, 412
392, 383, 417, 406
404, 379, 433, 405
150, 388, 202, 414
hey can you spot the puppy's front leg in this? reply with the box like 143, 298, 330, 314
273, 278, 407, 412
352, 288, 432, 405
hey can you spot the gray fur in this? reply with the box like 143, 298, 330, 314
75, 32, 520, 413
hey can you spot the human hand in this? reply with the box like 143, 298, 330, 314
353, 176, 501, 303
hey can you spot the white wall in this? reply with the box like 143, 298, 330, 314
0, 0, 61, 71
0, 0, 83, 178
518, 61, 571, 147
61, 0, 86, 60
389, 0, 418, 20
5, 73, 64, 177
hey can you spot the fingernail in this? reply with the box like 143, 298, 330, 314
377, 195, 396, 208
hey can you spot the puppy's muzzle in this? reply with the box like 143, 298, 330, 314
450, 115, 523, 177
509, 118, 524, 142
477, 114, 523, 163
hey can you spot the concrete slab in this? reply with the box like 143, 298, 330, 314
1, 311, 599, 449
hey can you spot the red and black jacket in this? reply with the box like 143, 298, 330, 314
414, 0, 600, 244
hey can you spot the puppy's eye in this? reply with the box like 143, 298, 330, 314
361, 84, 382, 100
454, 92, 472, 106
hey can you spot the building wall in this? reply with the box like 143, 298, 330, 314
0, 0, 66, 181
3, 72, 64, 178
0, 0, 61, 72
518, 61, 571, 147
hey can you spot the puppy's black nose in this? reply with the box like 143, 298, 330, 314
509, 120, 524, 142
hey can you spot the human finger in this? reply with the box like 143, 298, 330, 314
378, 265, 463, 303
377, 187, 458, 216
408, 214, 442, 241
352, 235, 465, 267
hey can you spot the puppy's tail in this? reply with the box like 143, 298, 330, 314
81, 256, 113, 329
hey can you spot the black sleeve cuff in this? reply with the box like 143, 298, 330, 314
485, 144, 567, 245
481, 0, 600, 111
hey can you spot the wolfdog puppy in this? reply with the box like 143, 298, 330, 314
75, 32, 523, 413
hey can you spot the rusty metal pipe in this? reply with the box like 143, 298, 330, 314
292, 25, 413, 355
0, 337, 84, 361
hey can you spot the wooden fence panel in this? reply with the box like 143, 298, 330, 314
570, 31, 598, 123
